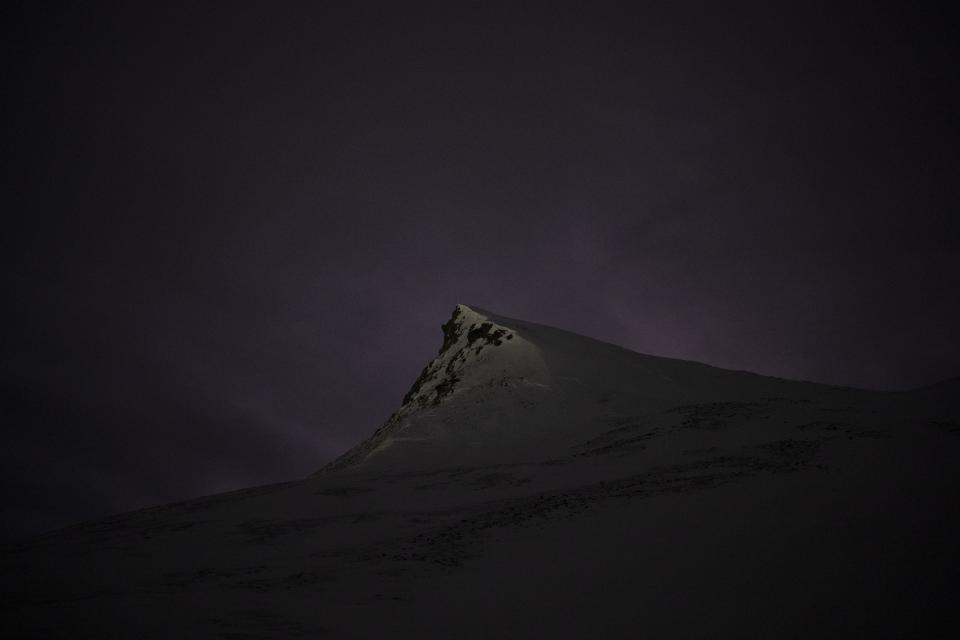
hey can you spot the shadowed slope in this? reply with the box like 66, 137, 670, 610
2, 305, 958, 638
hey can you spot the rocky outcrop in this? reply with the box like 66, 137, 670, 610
320, 304, 524, 472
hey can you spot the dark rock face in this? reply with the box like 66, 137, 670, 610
403, 306, 471, 408
438, 305, 465, 354
467, 322, 508, 348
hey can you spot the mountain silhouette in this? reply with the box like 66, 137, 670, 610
3, 305, 959, 638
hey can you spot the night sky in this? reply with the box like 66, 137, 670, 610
3, 3, 958, 542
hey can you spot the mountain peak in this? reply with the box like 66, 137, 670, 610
437, 304, 511, 355
402, 304, 514, 408
323, 304, 551, 472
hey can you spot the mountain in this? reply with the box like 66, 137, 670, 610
3, 305, 959, 638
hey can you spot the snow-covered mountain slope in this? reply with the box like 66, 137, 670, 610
325, 304, 822, 473
3, 305, 959, 639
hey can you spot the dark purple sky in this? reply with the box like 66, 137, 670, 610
3, 3, 959, 541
